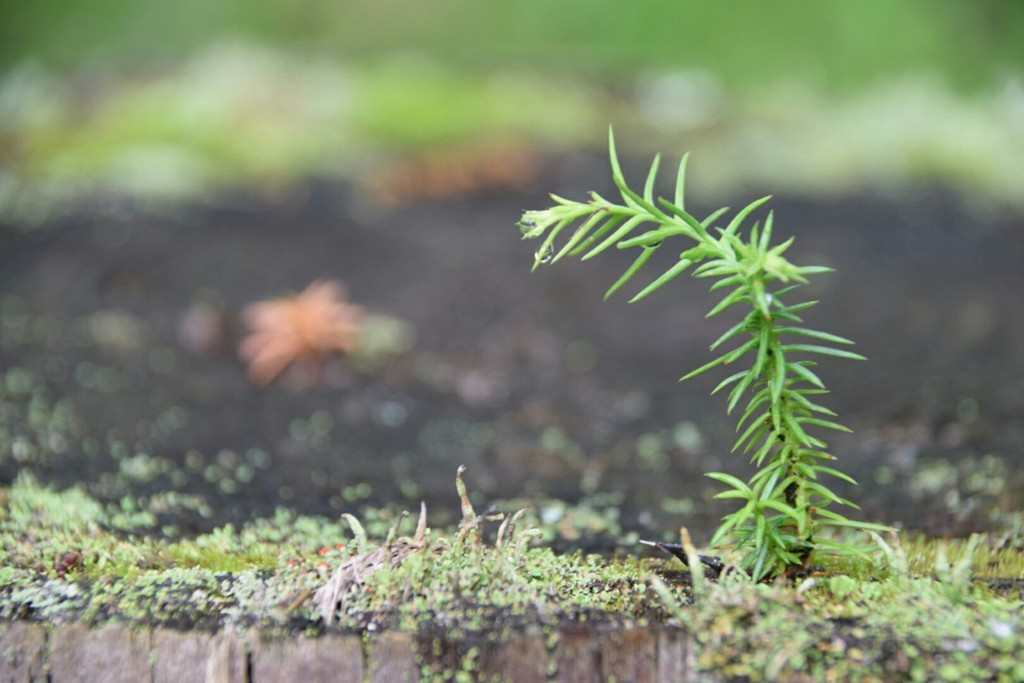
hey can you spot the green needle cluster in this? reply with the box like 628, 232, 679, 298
519, 128, 889, 580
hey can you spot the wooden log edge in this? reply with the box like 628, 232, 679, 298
0, 621, 700, 682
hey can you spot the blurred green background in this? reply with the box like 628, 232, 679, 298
4, 0, 1022, 89
2, 0, 1023, 223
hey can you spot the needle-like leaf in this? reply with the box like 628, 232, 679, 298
604, 246, 658, 300
518, 131, 884, 580
629, 258, 693, 302
781, 344, 867, 361
723, 195, 772, 237
644, 153, 662, 204
674, 153, 689, 209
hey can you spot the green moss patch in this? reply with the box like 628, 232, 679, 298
0, 474, 674, 634
1, 475, 1022, 681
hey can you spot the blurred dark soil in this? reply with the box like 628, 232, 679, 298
1, 160, 1022, 541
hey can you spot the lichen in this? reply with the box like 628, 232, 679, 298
1, 473, 1022, 681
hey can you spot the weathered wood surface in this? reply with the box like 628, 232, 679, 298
0, 621, 46, 683
251, 633, 363, 683
153, 628, 220, 683
477, 633, 549, 681
556, 627, 600, 683
50, 622, 152, 683
0, 621, 703, 682
601, 629, 658, 683
367, 632, 417, 683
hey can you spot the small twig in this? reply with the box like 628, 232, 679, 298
384, 510, 409, 553
456, 512, 505, 546
680, 527, 706, 599
342, 513, 367, 554
496, 508, 528, 549
283, 587, 315, 615
456, 465, 476, 519
514, 528, 543, 556
413, 501, 428, 546
456, 465, 482, 544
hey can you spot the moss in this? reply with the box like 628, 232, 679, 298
0, 475, 673, 633
667, 563, 1024, 682
902, 533, 1024, 580
337, 542, 664, 635
1, 475, 1023, 681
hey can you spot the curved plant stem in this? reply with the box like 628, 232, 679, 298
519, 128, 891, 580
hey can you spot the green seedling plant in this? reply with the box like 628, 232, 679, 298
518, 129, 890, 581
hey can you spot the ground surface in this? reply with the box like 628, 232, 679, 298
0, 160, 1022, 543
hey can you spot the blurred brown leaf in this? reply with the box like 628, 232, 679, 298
239, 280, 364, 386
